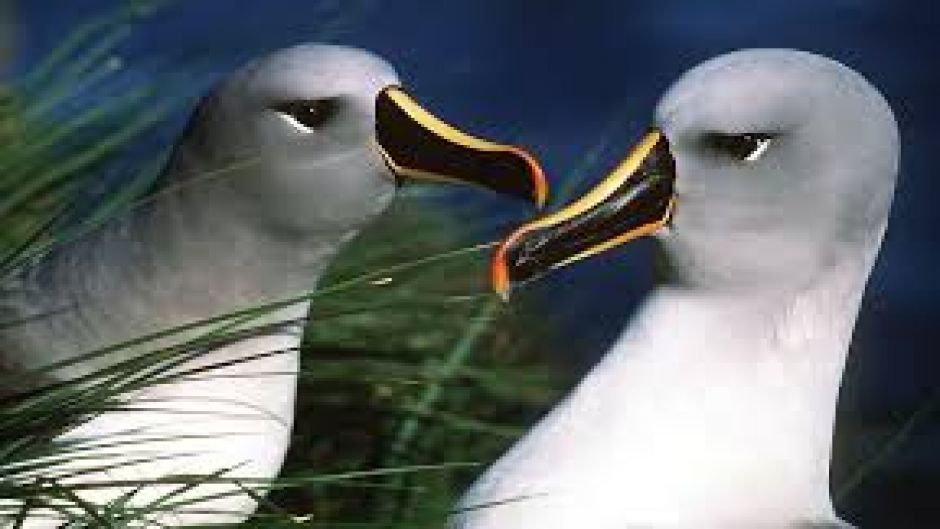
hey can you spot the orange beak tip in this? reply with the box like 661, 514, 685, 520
489, 245, 512, 302
491, 271, 512, 302
522, 150, 549, 210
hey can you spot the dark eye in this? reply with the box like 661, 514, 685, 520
272, 98, 341, 131
702, 132, 775, 162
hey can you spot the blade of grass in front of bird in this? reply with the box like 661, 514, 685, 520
0, 99, 172, 218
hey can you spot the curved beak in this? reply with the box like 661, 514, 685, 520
374, 85, 547, 208
491, 130, 677, 300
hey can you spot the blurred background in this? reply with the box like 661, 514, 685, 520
3, 0, 938, 526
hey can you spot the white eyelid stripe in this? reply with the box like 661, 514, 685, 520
279, 112, 315, 134
745, 138, 772, 162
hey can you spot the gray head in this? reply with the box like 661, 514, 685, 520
654, 49, 899, 291
492, 49, 899, 297
164, 44, 546, 240
165, 44, 399, 237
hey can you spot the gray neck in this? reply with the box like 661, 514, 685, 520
2, 167, 349, 375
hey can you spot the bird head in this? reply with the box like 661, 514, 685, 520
491, 49, 899, 298
166, 44, 546, 237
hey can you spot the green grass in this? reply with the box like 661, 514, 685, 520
0, 3, 562, 527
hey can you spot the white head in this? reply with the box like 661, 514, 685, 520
492, 49, 899, 298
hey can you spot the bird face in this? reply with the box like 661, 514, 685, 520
170, 44, 546, 237
491, 49, 898, 297
654, 50, 898, 291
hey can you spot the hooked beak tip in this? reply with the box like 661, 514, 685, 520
489, 228, 525, 301
516, 147, 548, 210
490, 244, 510, 301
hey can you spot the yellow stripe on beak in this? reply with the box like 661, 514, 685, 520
491, 130, 676, 299
375, 86, 547, 208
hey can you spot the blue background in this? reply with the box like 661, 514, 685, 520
13, 1, 939, 525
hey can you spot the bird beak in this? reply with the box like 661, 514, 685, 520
374, 85, 547, 208
491, 130, 677, 299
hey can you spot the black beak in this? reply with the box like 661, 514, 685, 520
491, 130, 676, 299
374, 85, 547, 208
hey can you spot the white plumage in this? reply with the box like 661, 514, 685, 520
454, 49, 898, 528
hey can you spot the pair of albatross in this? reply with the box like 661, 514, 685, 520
0, 44, 897, 528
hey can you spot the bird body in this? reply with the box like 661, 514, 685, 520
0, 44, 393, 528
1, 187, 316, 525
459, 265, 872, 527
0, 44, 544, 526
462, 49, 898, 528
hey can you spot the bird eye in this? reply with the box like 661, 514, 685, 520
272, 98, 341, 132
702, 132, 774, 162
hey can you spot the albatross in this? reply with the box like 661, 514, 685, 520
457, 49, 898, 528
0, 44, 546, 526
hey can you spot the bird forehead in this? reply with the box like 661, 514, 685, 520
655, 56, 824, 137
233, 45, 400, 104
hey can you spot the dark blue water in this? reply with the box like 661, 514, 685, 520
14, 1, 940, 525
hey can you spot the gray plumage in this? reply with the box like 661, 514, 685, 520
1, 44, 401, 527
